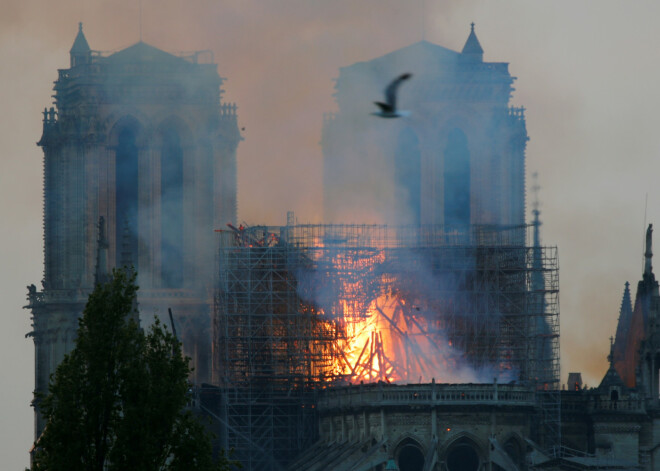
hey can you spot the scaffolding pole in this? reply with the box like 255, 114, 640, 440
213, 224, 560, 469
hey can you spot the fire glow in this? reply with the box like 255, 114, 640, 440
220, 224, 538, 389
302, 238, 513, 386
329, 284, 462, 385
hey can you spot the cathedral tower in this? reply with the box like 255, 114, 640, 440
612, 224, 660, 393
322, 24, 527, 227
26, 24, 240, 438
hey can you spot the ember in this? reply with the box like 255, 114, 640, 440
333, 292, 460, 384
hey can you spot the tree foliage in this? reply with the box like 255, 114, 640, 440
33, 270, 235, 471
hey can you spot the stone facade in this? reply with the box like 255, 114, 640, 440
290, 382, 534, 471
555, 229, 660, 470
26, 24, 240, 439
28, 23, 660, 471
322, 25, 527, 227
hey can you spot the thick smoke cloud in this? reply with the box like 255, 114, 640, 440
5, 1, 660, 468
294, 235, 523, 385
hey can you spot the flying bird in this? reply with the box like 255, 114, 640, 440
372, 73, 412, 118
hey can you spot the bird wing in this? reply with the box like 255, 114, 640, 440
384, 73, 412, 110
374, 101, 393, 113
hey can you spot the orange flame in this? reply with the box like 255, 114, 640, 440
331, 291, 458, 384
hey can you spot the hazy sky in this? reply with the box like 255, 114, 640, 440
3, 1, 660, 468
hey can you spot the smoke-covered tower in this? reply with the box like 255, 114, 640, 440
322, 24, 527, 226
26, 24, 240, 438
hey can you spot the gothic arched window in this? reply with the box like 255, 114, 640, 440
394, 127, 421, 225
115, 124, 139, 271
444, 128, 470, 228
445, 437, 480, 471
160, 125, 184, 288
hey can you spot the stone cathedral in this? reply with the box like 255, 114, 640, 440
28, 22, 660, 471
322, 24, 527, 227
26, 24, 240, 437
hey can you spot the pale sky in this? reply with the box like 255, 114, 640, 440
3, 1, 660, 468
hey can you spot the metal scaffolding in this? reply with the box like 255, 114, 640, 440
213, 223, 560, 469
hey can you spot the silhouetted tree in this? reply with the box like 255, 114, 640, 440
32, 270, 236, 471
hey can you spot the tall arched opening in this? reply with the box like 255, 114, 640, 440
114, 118, 141, 272
158, 121, 185, 288
443, 128, 470, 228
444, 437, 481, 471
396, 438, 425, 471
394, 127, 421, 225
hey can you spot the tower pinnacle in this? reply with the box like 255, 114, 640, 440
94, 217, 109, 286
461, 22, 484, 61
531, 172, 542, 249
70, 22, 91, 67
645, 224, 653, 277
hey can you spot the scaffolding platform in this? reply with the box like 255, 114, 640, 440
213, 223, 560, 469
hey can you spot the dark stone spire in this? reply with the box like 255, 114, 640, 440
94, 217, 109, 286
612, 282, 632, 365
637, 223, 659, 333
599, 336, 625, 390
645, 223, 653, 277
531, 177, 545, 302
461, 22, 484, 61
119, 218, 140, 325
529, 178, 552, 370
531, 172, 543, 274
70, 22, 91, 67
119, 218, 136, 274
620, 281, 633, 320
616, 226, 660, 389
617, 282, 633, 332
